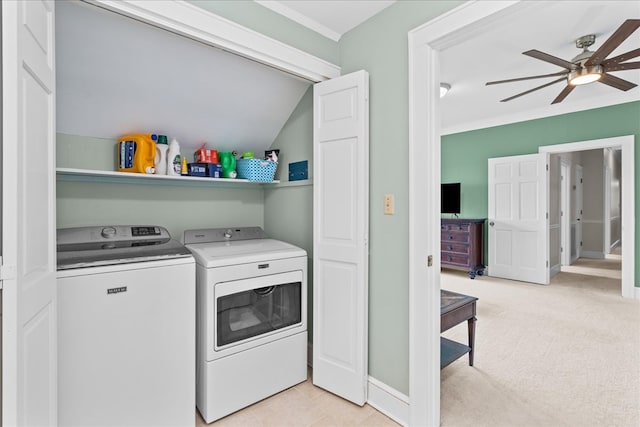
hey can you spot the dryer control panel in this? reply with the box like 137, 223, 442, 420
184, 227, 267, 245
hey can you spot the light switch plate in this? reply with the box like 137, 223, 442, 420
384, 194, 395, 215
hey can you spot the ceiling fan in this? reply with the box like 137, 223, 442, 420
486, 19, 640, 104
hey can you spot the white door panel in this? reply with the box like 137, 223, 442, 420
313, 70, 369, 406
2, 1, 57, 425
488, 153, 549, 285
574, 165, 583, 261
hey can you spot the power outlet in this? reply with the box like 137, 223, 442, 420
384, 194, 395, 215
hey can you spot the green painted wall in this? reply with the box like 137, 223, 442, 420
441, 101, 640, 286
338, 0, 465, 395
56, 133, 265, 239
187, 1, 339, 65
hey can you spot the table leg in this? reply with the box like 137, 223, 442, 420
467, 316, 476, 366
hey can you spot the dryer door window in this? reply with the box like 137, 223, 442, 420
217, 281, 301, 347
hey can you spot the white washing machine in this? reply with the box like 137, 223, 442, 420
57, 225, 196, 427
183, 227, 307, 424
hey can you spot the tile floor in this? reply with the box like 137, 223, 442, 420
195, 370, 400, 427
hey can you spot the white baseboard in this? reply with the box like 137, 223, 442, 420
367, 376, 409, 426
581, 251, 605, 259
634, 287, 640, 300
307, 342, 313, 367
550, 263, 561, 277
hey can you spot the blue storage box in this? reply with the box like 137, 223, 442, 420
188, 163, 223, 178
236, 159, 278, 182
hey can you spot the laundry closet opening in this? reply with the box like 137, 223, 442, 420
54, 0, 322, 368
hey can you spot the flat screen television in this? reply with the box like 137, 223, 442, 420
441, 182, 461, 214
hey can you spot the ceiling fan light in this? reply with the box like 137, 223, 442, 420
568, 65, 603, 86
440, 83, 451, 97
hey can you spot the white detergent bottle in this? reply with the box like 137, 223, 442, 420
154, 135, 169, 175
166, 137, 181, 176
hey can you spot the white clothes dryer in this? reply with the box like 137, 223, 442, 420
57, 225, 195, 427
184, 227, 307, 423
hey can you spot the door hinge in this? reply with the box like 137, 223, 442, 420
581, 241, 583, 247
427, 255, 433, 267
546, 164, 549, 171
546, 212, 549, 219
560, 247, 563, 253
546, 260, 549, 267
0, 259, 17, 281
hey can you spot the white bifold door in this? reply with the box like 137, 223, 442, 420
313, 70, 369, 405
488, 153, 549, 285
2, 0, 58, 425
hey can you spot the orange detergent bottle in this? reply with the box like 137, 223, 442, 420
117, 133, 157, 174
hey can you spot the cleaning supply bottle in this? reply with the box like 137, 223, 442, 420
181, 157, 189, 176
166, 137, 181, 176
154, 135, 169, 175
117, 133, 157, 174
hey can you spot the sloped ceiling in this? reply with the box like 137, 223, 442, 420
56, 1, 311, 155
440, 1, 640, 134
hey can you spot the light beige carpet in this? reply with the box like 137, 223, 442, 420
440, 259, 639, 427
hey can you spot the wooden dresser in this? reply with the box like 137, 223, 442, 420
441, 218, 486, 279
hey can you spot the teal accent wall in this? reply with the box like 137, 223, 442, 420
338, 1, 465, 395
442, 101, 640, 286
187, 1, 339, 65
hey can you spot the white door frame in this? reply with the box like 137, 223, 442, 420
574, 165, 583, 262
539, 136, 635, 298
408, 1, 523, 424
561, 160, 571, 266
604, 163, 612, 255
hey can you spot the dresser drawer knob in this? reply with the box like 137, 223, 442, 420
448, 245, 453, 251
449, 235, 453, 239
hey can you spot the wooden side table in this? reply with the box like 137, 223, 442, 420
441, 289, 478, 369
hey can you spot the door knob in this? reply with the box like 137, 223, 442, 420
489, 221, 495, 226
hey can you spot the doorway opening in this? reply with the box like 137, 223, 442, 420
540, 136, 633, 298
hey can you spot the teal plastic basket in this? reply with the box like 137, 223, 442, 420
236, 159, 278, 182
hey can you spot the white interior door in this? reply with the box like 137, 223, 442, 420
488, 153, 549, 285
2, 1, 57, 425
574, 165, 583, 261
561, 161, 570, 266
604, 166, 612, 255
313, 70, 369, 405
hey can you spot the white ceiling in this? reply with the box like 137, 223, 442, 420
257, 0, 639, 134
256, 0, 396, 41
440, 1, 640, 134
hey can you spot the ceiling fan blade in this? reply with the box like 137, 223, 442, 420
598, 73, 638, 91
601, 47, 640, 66
585, 19, 640, 66
500, 77, 566, 102
486, 71, 568, 86
551, 85, 575, 104
604, 61, 640, 72
523, 49, 575, 70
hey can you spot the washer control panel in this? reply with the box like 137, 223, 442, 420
57, 225, 169, 251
